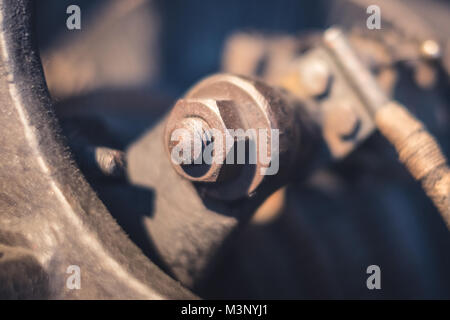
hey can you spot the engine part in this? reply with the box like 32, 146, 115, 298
0, 0, 194, 300
127, 73, 323, 286
1, 0, 449, 300
164, 74, 321, 201
322, 28, 450, 227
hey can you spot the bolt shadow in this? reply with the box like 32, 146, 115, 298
87, 180, 175, 277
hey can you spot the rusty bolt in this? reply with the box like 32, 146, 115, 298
94, 146, 127, 178
164, 74, 302, 201
175, 117, 211, 164
165, 99, 230, 184
76, 145, 127, 179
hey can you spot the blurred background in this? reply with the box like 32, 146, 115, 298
35, 0, 450, 298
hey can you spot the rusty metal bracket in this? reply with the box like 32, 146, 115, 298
279, 33, 377, 158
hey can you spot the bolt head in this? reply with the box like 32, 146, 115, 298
165, 99, 230, 183
175, 118, 210, 164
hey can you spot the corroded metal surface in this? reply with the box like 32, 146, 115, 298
1, 0, 449, 300
0, 0, 194, 299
